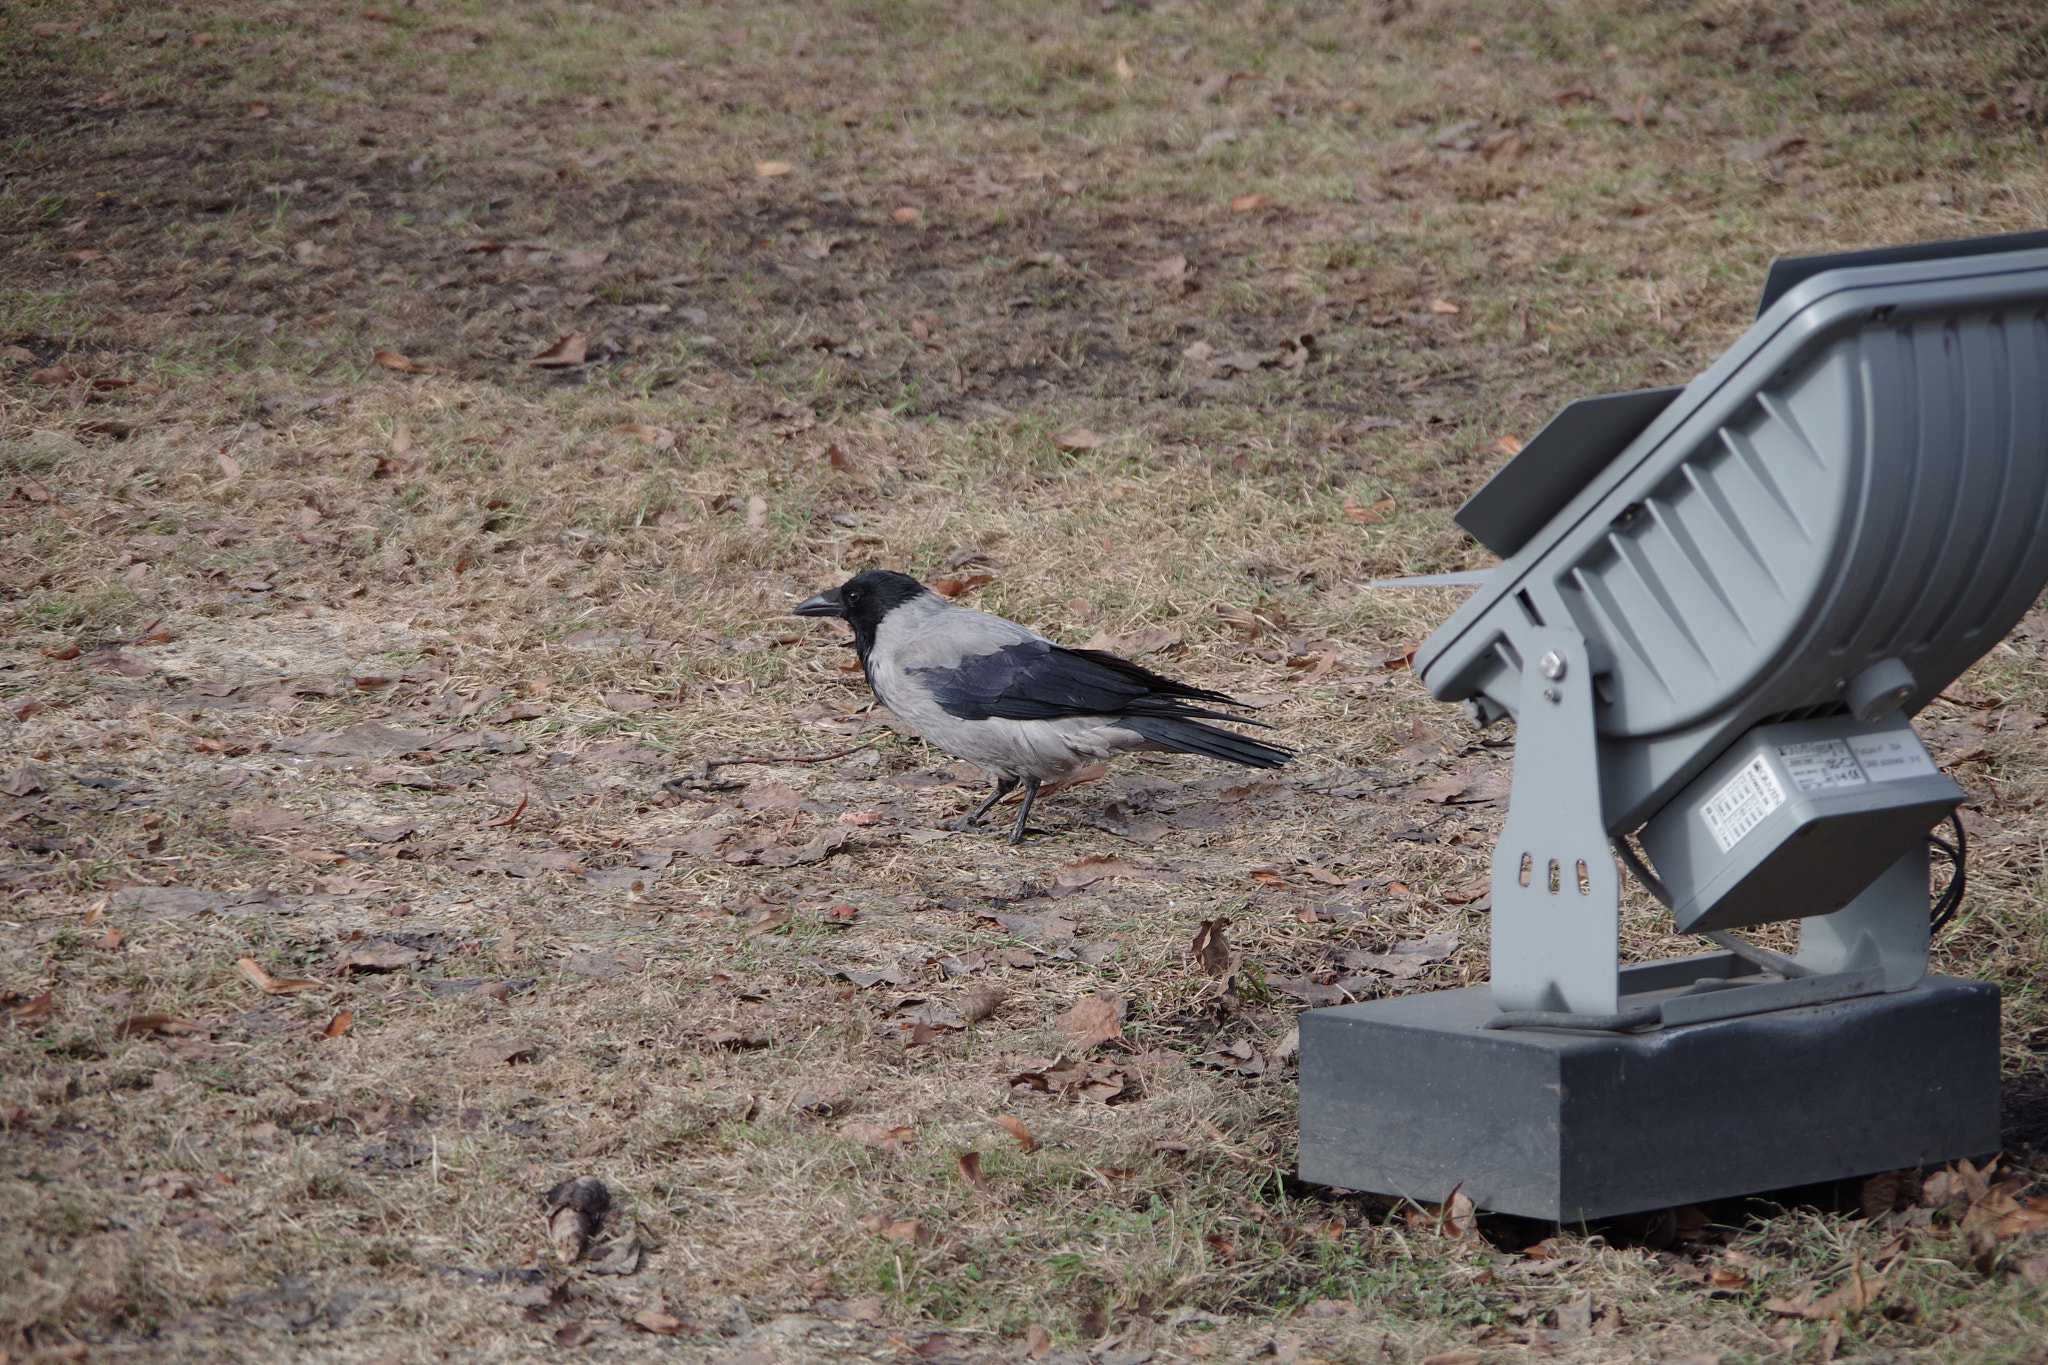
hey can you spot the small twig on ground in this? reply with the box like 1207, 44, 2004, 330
658, 733, 889, 801
487, 793, 528, 829
700, 734, 886, 777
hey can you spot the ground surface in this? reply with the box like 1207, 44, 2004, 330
6, 1, 2048, 1361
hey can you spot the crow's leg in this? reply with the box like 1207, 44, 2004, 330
947, 776, 1018, 830
1005, 774, 1043, 845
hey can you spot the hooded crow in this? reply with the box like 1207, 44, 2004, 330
793, 569, 1291, 843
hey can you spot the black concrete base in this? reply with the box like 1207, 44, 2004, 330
1297, 971, 2000, 1222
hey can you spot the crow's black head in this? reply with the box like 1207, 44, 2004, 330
792, 569, 935, 653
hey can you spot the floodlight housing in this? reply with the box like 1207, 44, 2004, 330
1299, 230, 2048, 1220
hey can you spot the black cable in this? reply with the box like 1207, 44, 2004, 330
1611, 837, 1673, 907
1928, 810, 1968, 935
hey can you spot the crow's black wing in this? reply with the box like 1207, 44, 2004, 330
910, 641, 1252, 722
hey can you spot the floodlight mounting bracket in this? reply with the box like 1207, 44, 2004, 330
1796, 844, 1929, 991
1487, 625, 1931, 1019
1489, 626, 1621, 1015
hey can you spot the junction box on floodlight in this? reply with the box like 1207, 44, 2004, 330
1638, 717, 1962, 935
1299, 229, 2048, 1221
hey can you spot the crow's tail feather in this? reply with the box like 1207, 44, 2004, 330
1119, 716, 1292, 769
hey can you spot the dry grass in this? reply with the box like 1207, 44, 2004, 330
5, 0, 2048, 1360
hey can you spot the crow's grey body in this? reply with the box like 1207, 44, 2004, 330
864, 593, 1136, 778
793, 570, 1290, 842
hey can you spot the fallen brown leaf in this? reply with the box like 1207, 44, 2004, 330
323, 1009, 353, 1038
997, 1114, 1036, 1152
116, 1014, 205, 1038
1764, 1259, 1886, 1319
1341, 935, 1460, 979
1191, 917, 1232, 976
372, 348, 435, 374
1041, 761, 1110, 795
526, 332, 588, 367
839, 1122, 918, 1153
1413, 1186, 1480, 1240
332, 941, 425, 972
1200, 1037, 1267, 1076
793, 1086, 849, 1118
1009, 1055, 1138, 1103
1229, 193, 1270, 212
753, 159, 794, 177
1734, 133, 1808, 161
819, 1297, 886, 1325
1052, 855, 1140, 895
545, 1175, 611, 1262
961, 986, 1006, 1023
859, 1214, 932, 1244
1479, 130, 1528, 162
1053, 428, 1106, 452
932, 573, 993, 597
633, 1310, 684, 1335
467, 1034, 542, 1066
8, 991, 56, 1025
235, 957, 323, 995
701, 1027, 772, 1049
610, 423, 675, 449
1997, 1199, 2048, 1237
1124, 627, 1185, 656
1054, 993, 1126, 1050
569, 948, 646, 979
957, 1150, 990, 1193
287, 847, 349, 865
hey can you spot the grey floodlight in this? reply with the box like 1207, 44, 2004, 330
1303, 230, 2048, 1221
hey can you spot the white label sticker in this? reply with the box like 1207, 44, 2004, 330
1778, 738, 1867, 792
1849, 730, 1937, 782
1700, 755, 1786, 853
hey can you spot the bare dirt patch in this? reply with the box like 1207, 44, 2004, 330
7, 1, 2048, 1361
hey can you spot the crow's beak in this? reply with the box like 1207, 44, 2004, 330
792, 586, 846, 618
